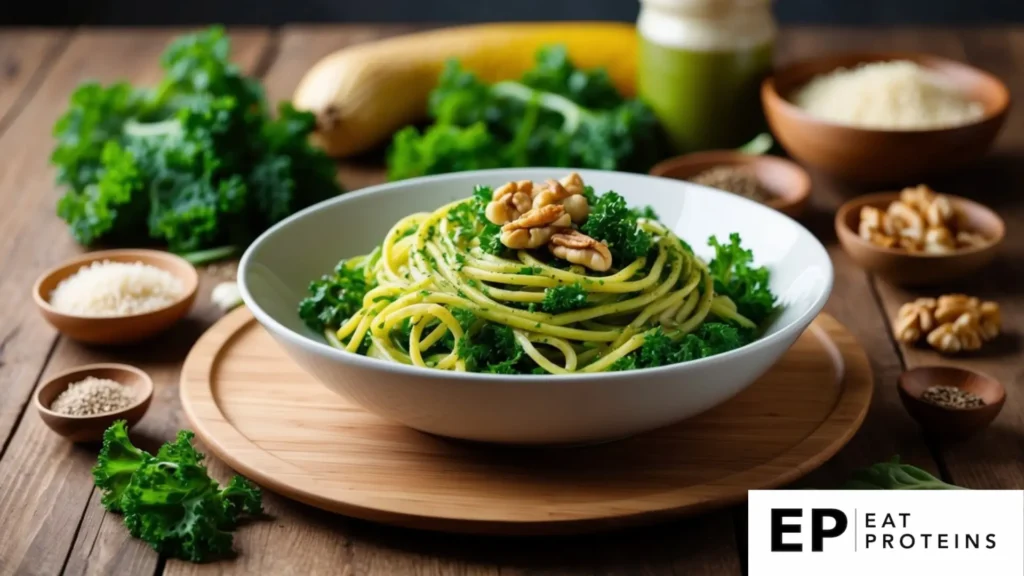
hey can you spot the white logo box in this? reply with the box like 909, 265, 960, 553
748, 490, 1024, 576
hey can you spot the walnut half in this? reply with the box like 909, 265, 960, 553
485, 180, 534, 225
532, 174, 590, 224
500, 205, 572, 249
927, 312, 984, 353
548, 230, 612, 272
893, 298, 937, 343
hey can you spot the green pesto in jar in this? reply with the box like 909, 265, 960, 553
639, 37, 773, 153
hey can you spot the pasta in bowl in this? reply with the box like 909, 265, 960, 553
299, 174, 774, 375
239, 169, 832, 444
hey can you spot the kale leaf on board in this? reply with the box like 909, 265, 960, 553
52, 27, 343, 263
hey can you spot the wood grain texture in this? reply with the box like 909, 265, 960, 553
179, 308, 872, 534
0, 28, 272, 576
0, 29, 68, 130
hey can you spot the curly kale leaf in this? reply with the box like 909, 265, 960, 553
457, 322, 525, 374
428, 60, 504, 126
673, 323, 753, 362
613, 323, 753, 371
299, 251, 379, 333
581, 190, 653, 262
541, 283, 588, 314
56, 140, 151, 246
520, 45, 623, 110
249, 102, 341, 226
442, 184, 502, 255
92, 421, 262, 563
92, 420, 151, 512
155, 25, 265, 114
609, 355, 637, 372
387, 123, 503, 181
121, 435, 262, 562
630, 204, 659, 221
51, 82, 149, 192
567, 98, 665, 173
708, 233, 777, 325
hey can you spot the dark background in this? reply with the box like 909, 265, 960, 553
7, 0, 1024, 26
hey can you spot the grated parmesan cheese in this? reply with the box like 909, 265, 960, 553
50, 260, 183, 317
791, 60, 985, 130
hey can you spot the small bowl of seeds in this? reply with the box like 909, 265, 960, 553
649, 151, 811, 219
35, 363, 153, 443
897, 366, 1005, 442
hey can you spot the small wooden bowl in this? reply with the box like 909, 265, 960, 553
835, 192, 1004, 286
649, 151, 811, 219
35, 363, 153, 443
763, 52, 1010, 183
33, 249, 199, 345
897, 366, 1005, 442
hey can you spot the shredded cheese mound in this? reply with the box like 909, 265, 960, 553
791, 60, 985, 130
50, 260, 183, 317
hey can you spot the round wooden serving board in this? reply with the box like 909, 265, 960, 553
181, 308, 873, 535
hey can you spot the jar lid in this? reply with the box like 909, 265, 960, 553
638, 0, 776, 51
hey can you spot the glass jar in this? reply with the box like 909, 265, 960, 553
637, 0, 776, 153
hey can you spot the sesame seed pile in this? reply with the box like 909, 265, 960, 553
920, 385, 985, 410
50, 377, 136, 416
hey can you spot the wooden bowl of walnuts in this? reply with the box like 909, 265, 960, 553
835, 185, 1005, 286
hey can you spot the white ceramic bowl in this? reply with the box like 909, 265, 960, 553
239, 169, 833, 445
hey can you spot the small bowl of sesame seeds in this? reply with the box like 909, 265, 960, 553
649, 151, 812, 219
35, 363, 153, 443
897, 366, 1005, 442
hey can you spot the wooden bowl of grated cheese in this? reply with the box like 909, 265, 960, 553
763, 52, 1010, 183
33, 249, 199, 345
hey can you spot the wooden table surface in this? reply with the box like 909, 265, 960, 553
0, 25, 1021, 576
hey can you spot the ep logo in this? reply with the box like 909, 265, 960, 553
771, 508, 848, 552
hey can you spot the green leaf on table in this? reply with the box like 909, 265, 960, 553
842, 457, 964, 490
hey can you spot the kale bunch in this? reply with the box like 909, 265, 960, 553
387, 46, 667, 180
92, 421, 262, 563
53, 26, 343, 263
